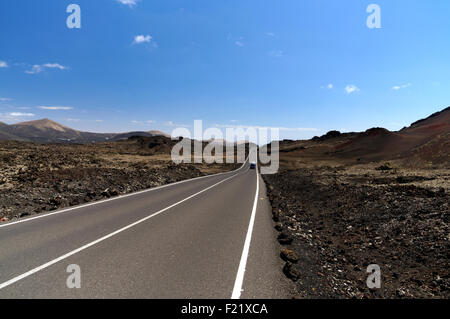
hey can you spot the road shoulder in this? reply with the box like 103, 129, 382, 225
240, 173, 296, 299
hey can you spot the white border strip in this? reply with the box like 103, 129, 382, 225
0, 158, 248, 229
0, 169, 245, 290
231, 161, 259, 299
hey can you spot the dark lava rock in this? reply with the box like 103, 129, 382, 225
263, 167, 449, 299
280, 249, 299, 263
283, 262, 300, 282
277, 231, 293, 245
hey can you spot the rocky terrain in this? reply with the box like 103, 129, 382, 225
264, 166, 449, 299
0, 139, 238, 222
262, 107, 449, 299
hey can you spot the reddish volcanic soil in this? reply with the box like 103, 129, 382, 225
276, 107, 449, 168
262, 107, 449, 299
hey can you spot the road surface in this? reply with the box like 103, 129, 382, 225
0, 158, 293, 299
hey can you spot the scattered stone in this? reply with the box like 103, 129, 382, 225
283, 262, 300, 281
277, 231, 293, 245
376, 162, 394, 171
280, 249, 299, 263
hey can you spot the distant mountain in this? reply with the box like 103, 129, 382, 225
0, 121, 25, 141
0, 119, 170, 143
274, 106, 450, 166
110, 130, 170, 141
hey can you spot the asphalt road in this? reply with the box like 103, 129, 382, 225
0, 158, 293, 299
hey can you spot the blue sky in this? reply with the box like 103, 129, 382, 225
1, 0, 449, 139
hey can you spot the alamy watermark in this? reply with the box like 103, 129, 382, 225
66, 264, 81, 289
366, 264, 381, 289
367, 4, 381, 29
66, 4, 380, 30
66, 4, 81, 29
170, 120, 279, 175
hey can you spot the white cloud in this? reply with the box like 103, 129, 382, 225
0, 112, 35, 123
0, 97, 12, 101
25, 65, 42, 74
95, 120, 104, 123
38, 106, 73, 110
133, 35, 152, 45
235, 41, 244, 47
66, 118, 80, 122
266, 32, 275, 37
321, 83, 333, 89
392, 83, 412, 90
43, 63, 66, 70
0, 61, 7, 68
9, 112, 34, 117
146, 120, 156, 124
116, 0, 138, 7
25, 63, 67, 74
345, 85, 360, 94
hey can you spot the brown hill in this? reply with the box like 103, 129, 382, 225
277, 106, 450, 167
13, 118, 73, 132
0, 119, 169, 143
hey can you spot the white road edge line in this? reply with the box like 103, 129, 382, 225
0, 167, 246, 291
231, 159, 259, 299
0, 157, 248, 229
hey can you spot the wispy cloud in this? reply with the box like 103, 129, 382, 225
214, 124, 319, 132
133, 35, 152, 45
25, 65, 43, 74
95, 120, 104, 123
266, 32, 275, 37
227, 34, 244, 47
9, 112, 34, 117
38, 106, 73, 110
345, 84, 360, 94
116, 0, 138, 7
0, 112, 35, 123
9, 112, 34, 116
43, 63, 66, 70
0, 61, 8, 68
165, 121, 190, 128
131, 119, 156, 125
0, 97, 12, 102
25, 63, 68, 74
268, 50, 283, 58
321, 83, 334, 89
392, 83, 412, 90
